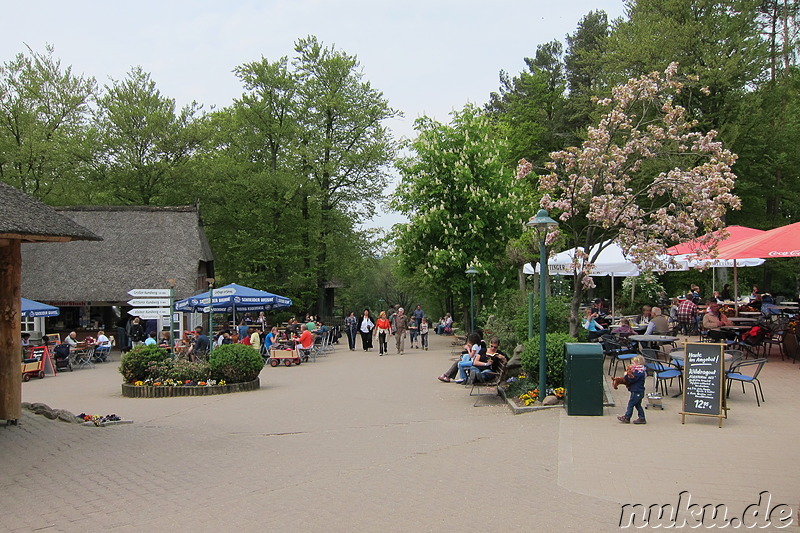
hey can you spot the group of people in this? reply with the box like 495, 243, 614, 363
437, 332, 507, 385
345, 305, 429, 355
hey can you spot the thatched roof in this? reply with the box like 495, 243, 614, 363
21, 206, 214, 302
0, 182, 101, 242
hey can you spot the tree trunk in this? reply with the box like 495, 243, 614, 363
0, 239, 22, 422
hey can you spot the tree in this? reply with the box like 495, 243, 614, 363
91, 66, 204, 205
393, 104, 527, 322
187, 38, 396, 316
293, 36, 398, 316
0, 45, 95, 201
602, 0, 768, 134
517, 64, 740, 336
564, 10, 611, 132
487, 40, 570, 169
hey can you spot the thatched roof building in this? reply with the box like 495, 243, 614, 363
21, 206, 214, 303
0, 183, 101, 243
0, 182, 101, 423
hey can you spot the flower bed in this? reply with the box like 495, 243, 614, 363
122, 378, 260, 398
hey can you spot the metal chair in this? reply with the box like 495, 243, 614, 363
642, 352, 682, 396
73, 345, 94, 369
602, 336, 636, 376
726, 358, 767, 406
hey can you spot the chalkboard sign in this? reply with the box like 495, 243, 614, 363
681, 342, 726, 427
29, 345, 48, 360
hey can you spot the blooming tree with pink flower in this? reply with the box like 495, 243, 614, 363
517, 63, 740, 336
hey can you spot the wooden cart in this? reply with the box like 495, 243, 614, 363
268, 347, 301, 367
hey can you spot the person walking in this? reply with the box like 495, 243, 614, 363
412, 305, 424, 331
391, 307, 409, 354
375, 311, 391, 355
419, 317, 429, 350
357, 309, 374, 351
344, 311, 358, 351
618, 355, 647, 425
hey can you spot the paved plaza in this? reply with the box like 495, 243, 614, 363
2, 333, 798, 532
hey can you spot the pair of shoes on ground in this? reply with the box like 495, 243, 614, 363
438, 375, 450, 383
617, 415, 646, 424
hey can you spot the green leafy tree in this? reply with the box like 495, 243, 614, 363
0, 45, 96, 201
602, 0, 767, 134
487, 40, 570, 168
293, 36, 398, 315
564, 10, 611, 131
393, 104, 526, 322
91, 66, 204, 205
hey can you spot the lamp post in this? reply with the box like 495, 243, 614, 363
526, 209, 559, 401
465, 267, 478, 333
207, 278, 215, 352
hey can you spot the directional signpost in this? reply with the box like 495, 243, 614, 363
128, 288, 174, 348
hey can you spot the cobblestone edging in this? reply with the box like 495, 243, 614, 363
121, 378, 260, 398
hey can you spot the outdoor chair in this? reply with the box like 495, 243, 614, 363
726, 358, 767, 406
724, 349, 744, 371
603, 336, 636, 376
642, 353, 682, 397
762, 329, 785, 360
74, 345, 94, 369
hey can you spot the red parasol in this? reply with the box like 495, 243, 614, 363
714, 221, 800, 260
666, 225, 765, 256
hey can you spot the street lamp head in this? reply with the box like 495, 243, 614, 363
465, 267, 478, 276
525, 209, 559, 230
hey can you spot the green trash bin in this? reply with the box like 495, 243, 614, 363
565, 342, 604, 416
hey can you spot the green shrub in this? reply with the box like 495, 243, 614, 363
513, 294, 572, 343
119, 345, 171, 383
167, 359, 210, 382
208, 344, 264, 383
519, 332, 576, 388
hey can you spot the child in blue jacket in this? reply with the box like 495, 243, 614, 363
618, 355, 647, 424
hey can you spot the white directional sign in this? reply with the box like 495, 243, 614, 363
213, 288, 236, 297
128, 288, 171, 297
128, 308, 171, 319
128, 298, 171, 307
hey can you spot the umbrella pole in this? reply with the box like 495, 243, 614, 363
734, 260, 739, 316
611, 274, 616, 318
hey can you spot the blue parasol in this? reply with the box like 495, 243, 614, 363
21, 298, 60, 317
174, 283, 292, 314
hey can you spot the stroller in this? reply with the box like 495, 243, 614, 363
53, 344, 73, 372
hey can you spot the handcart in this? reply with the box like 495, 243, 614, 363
21, 345, 54, 381
268, 347, 302, 367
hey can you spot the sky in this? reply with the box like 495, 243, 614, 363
2, 0, 627, 229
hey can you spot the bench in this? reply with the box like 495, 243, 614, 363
467, 358, 508, 406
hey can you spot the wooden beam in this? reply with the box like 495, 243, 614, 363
0, 239, 22, 422
0, 233, 74, 243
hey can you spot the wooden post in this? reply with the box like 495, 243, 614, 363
0, 238, 22, 422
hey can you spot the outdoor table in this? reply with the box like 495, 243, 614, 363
728, 317, 758, 324
629, 334, 679, 343
720, 325, 751, 333
629, 335, 679, 352
780, 301, 798, 306
609, 324, 647, 333
739, 311, 761, 317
